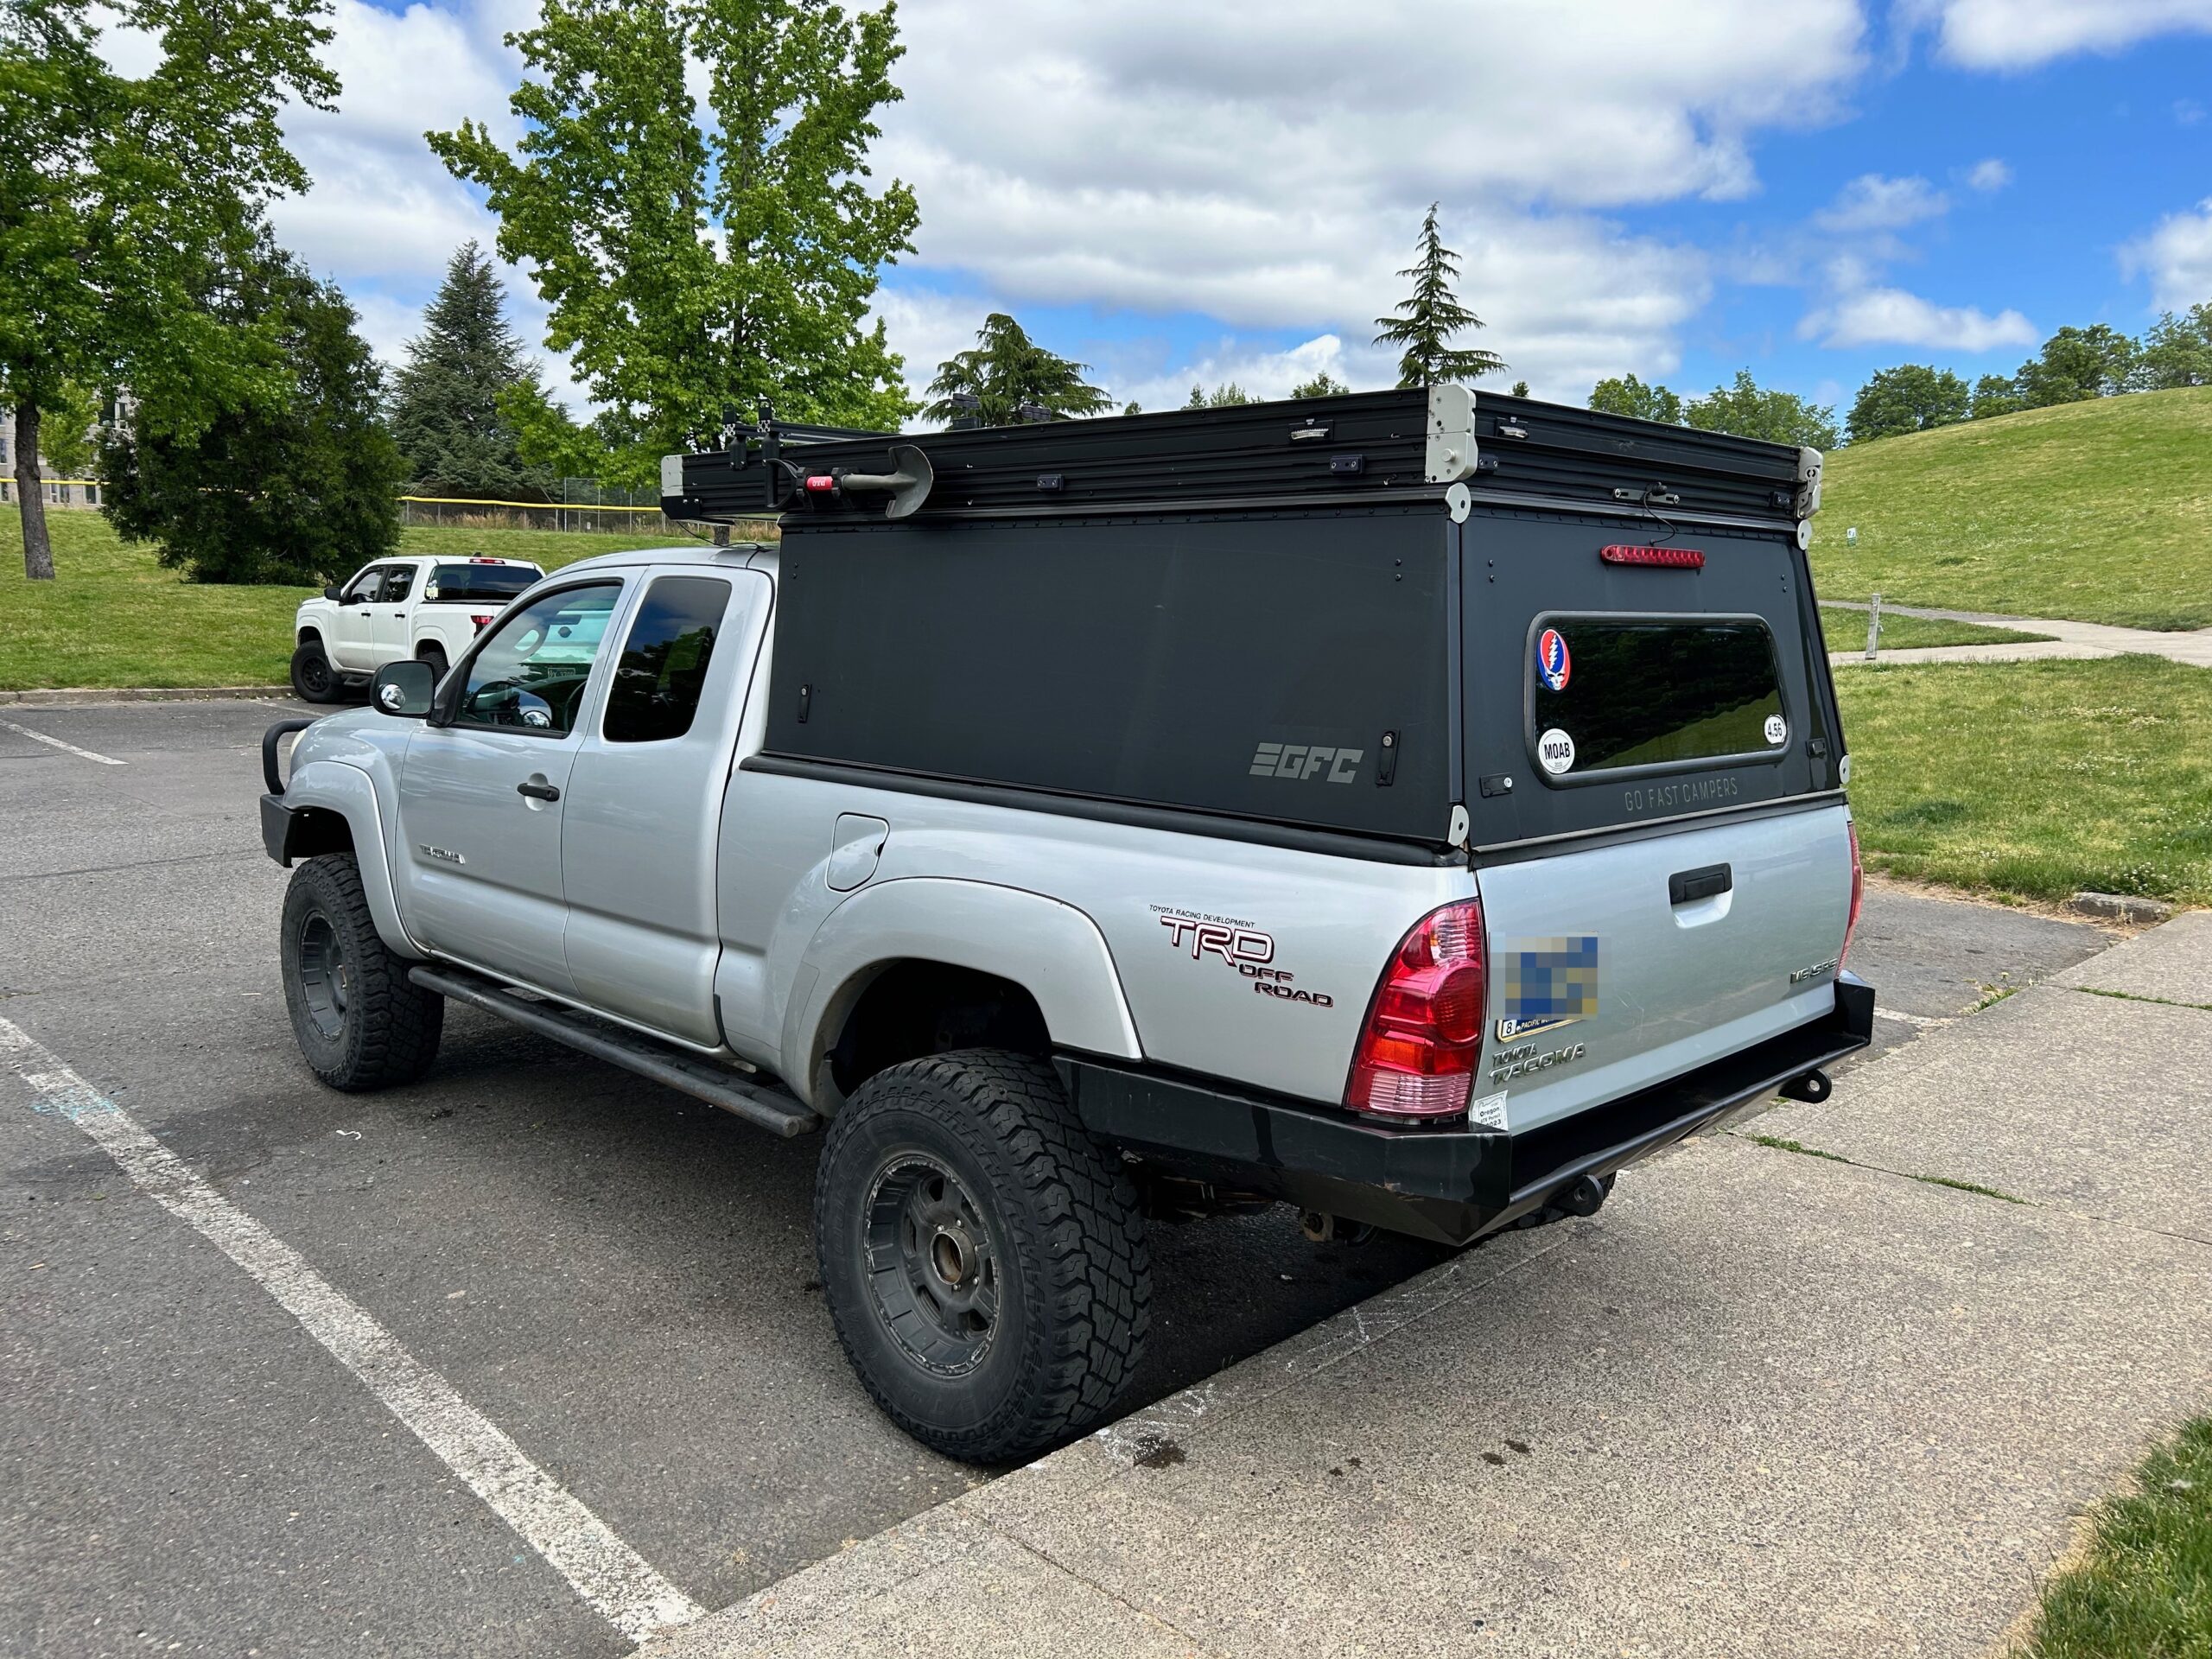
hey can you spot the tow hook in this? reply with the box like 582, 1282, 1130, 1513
1777, 1067, 1834, 1104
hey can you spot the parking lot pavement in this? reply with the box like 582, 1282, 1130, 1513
0, 699, 2120, 1656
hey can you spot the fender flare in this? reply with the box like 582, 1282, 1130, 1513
279, 759, 422, 958
787, 877, 1142, 1106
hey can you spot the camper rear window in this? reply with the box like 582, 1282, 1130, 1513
1529, 616, 1785, 779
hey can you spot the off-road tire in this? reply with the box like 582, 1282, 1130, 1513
289, 639, 340, 703
417, 644, 450, 687
281, 855, 443, 1090
814, 1050, 1151, 1463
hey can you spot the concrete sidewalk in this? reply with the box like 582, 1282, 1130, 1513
645, 916, 2212, 1659
1825, 600, 2212, 669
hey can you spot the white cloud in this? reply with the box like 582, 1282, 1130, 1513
1814, 174, 1949, 232
2121, 198, 2212, 311
1903, 0, 2212, 68
1966, 157, 2012, 192
1798, 287, 2037, 350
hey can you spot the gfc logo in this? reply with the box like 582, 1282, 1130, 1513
1536, 628, 1572, 693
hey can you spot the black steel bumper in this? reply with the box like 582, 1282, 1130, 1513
1058, 973, 1874, 1245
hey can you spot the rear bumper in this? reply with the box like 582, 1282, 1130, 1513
1058, 973, 1874, 1245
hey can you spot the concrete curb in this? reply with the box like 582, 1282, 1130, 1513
0, 684, 294, 707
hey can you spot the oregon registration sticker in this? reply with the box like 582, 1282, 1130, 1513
1535, 628, 1572, 692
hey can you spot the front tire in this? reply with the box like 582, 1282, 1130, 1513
289, 639, 340, 704
815, 1051, 1151, 1462
281, 855, 443, 1090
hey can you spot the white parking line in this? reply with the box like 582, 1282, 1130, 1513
0, 1015, 702, 1648
0, 717, 126, 766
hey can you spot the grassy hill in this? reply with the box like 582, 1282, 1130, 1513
1811, 386, 2212, 630
0, 513, 704, 690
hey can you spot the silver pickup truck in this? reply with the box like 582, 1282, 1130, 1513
260, 387, 1872, 1461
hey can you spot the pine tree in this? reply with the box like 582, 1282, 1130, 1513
1373, 204, 1506, 388
389, 242, 550, 499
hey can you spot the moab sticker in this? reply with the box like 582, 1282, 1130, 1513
1537, 728, 1576, 775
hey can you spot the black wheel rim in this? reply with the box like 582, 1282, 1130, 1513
299, 654, 333, 696
862, 1151, 1001, 1376
296, 911, 352, 1040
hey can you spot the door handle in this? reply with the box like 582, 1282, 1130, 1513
1669, 863, 1732, 906
517, 778, 561, 802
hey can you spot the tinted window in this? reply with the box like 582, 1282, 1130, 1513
605, 577, 730, 743
424, 563, 542, 604
1529, 617, 1785, 779
454, 583, 621, 737
341, 568, 385, 603
380, 564, 415, 602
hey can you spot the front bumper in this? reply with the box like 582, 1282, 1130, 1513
1058, 973, 1874, 1245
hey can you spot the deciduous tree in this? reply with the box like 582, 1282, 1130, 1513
433, 0, 918, 474
1185, 382, 1253, 408
922, 313, 1110, 425
1288, 371, 1349, 399
1846, 364, 1971, 442
1970, 372, 2024, 419
0, 0, 337, 579
101, 247, 402, 584
1374, 204, 1506, 387
2137, 303, 2212, 389
1685, 370, 1840, 449
1587, 373, 1683, 425
2014, 323, 2139, 406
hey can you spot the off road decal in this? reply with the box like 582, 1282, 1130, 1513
1152, 906, 1334, 1008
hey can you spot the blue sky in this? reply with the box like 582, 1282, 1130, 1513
103, 0, 2212, 418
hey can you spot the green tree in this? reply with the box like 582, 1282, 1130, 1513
1373, 203, 1506, 387
2014, 323, 2139, 406
432, 0, 918, 478
1288, 370, 1349, 399
921, 313, 1111, 425
2137, 304, 2212, 389
390, 241, 553, 499
33, 380, 104, 478
1971, 372, 2024, 419
1510, 379, 1529, 397
1587, 373, 1683, 425
1846, 364, 1971, 442
1684, 370, 1840, 449
1185, 382, 1253, 408
101, 248, 403, 584
0, 0, 337, 579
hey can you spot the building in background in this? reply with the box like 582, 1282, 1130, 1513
0, 409, 101, 510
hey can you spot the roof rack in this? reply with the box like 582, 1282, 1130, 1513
659, 385, 1818, 532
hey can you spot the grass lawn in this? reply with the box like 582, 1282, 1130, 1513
2013, 1416, 2212, 1658
1813, 386, 2212, 630
0, 513, 716, 690
1820, 604, 2056, 651
1838, 656, 2212, 906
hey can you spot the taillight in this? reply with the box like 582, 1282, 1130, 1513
470, 613, 494, 631
1840, 818, 1866, 967
1344, 899, 1487, 1122
1599, 543, 1705, 569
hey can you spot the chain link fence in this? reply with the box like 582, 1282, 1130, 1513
398, 477, 776, 540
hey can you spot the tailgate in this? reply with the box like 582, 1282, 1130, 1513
1459, 505, 1853, 1132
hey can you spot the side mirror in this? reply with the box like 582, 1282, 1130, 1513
324, 584, 343, 601
371, 659, 436, 719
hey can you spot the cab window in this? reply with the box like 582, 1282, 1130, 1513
340, 568, 385, 604
453, 583, 621, 737
380, 564, 416, 602
604, 576, 731, 744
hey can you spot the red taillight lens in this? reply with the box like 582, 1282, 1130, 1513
1345, 899, 1487, 1121
1599, 543, 1705, 569
470, 613, 494, 631
1840, 818, 1866, 967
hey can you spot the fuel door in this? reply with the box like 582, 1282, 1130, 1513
827, 813, 891, 893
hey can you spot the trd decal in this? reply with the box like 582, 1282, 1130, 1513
1154, 908, 1335, 1008
1249, 742, 1363, 784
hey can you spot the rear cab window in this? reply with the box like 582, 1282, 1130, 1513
423, 562, 543, 604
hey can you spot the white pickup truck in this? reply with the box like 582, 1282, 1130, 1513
290, 555, 544, 702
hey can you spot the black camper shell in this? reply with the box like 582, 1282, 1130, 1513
661, 385, 1845, 861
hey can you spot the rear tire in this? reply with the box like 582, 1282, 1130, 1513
289, 639, 340, 704
815, 1050, 1151, 1463
281, 855, 443, 1090
418, 644, 450, 687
